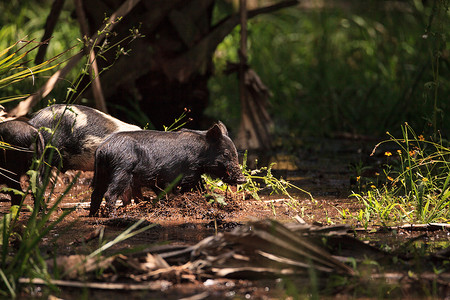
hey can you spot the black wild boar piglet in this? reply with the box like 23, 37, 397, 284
90, 122, 246, 217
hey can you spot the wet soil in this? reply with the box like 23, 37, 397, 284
1, 137, 449, 299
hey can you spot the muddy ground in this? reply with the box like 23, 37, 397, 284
1, 138, 449, 299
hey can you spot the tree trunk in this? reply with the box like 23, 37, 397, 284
235, 0, 273, 150
79, 0, 214, 128
79, 0, 296, 130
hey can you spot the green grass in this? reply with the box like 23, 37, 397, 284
0, 39, 73, 298
0, 39, 73, 106
202, 150, 313, 213
0, 158, 76, 297
0, 1, 81, 108
0, 23, 146, 295
350, 124, 450, 228
342, 0, 448, 227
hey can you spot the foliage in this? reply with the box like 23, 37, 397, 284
0, 19, 145, 296
208, 1, 450, 139
239, 151, 312, 203
341, 1, 449, 227
0, 164, 153, 297
203, 151, 313, 210
0, 1, 143, 113
0, 36, 79, 297
0, 0, 80, 107
2, 1, 447, 138
163, 108, 192, 132
424, 0, 449, 135
0, 39, 73, 105
0, 1, 78, 54
0, 161, 77, 297
350, 124, 450, 227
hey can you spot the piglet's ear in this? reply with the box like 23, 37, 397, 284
217, 121, 229, 136
206, 123, 223, 141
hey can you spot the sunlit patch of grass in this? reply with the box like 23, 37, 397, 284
0, 39, 74, 107
350, 123, 450, 227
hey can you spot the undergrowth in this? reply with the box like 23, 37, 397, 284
0, 19, 147, 297
345, 0, 448, 228
208, 1, 450, 138
349, 124, 450, 228
203, 151, 314, 212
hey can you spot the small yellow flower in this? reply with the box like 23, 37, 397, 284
397, 150, 402, 155
422, 178, 428, 182
371, 185, 376, 189
387, 176, 394, 181
356, 176, 361, 181
375, 172, 380, 176
385, 151, 392, 157
418, 135, 424, 141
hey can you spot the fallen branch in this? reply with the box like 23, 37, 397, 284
18, 277, 171, 290
355, 223, 450, 232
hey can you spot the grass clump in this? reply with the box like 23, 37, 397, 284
0, 38, 77, 296
0, 163, 76, 297
0, 19, 145, 296
351, 123, 450, 227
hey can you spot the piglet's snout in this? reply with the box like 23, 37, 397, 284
227, 169, 247, 185
236, 175, 247, 184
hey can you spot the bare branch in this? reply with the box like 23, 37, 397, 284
35, 0, 65, 65
75, 0, 107, 113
